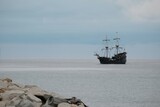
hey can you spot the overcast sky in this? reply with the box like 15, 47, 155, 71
0, 0, 160, 59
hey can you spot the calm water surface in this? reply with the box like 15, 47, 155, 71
0, 59, 160, 107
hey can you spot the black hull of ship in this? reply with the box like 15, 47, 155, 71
98, 52, 127, 64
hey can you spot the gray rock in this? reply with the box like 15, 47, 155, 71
41, 96, 70, 107
48, 96, 68, 105
0, 80, 8, 89
5, 96, 22, 107
24, 86, 49, 96
1, 90, 25, 100
0, 100, 7, 107
24, 85, 37, 88
0, 94, 2, 101
8, 83, 24, 90
15, 98, 34, 107
5, 94, 41, 107
1, 78, 12, 83
41, 103, 53, 107
5, 106, 15, 107
27, 93, 41, 103
0, 88, 5, 93
0, 78, 88, 107
77, 103, 85, 107
58, 103, 71, 107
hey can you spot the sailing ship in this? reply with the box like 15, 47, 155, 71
95, 33, 127, 64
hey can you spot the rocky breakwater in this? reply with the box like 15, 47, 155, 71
0, 78, 88, 107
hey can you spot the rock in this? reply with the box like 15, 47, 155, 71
0, 80, 8, 89
56, 103, 85, 107
0, 81, 20, 93
58, 103, 71, 107
71, 104, 78, 107
5, 96, 21, 107
50, 92, 62, 98
2, 78, 12, 83
5, 95, 36, 107
5, 106, 15, 107
27, 93, 41, 103
24, 86, 49, 96
16, 98, 34, 107
68, 97, 87, 107
42, 96, 57, 107
77, 103, 85, 107
0, 88, 5, 93
41, 103, 53, 107
41, 96, 87, 107
41, 96, 68, 107
35, 94, 51, 105
0, 78, 88, 107
1, 90, 25, 100
7, 83, 24, 90
32, 102, 42, 107
24, 85, 37, 88
0, 100, 7, 107
0, 94, 2, 101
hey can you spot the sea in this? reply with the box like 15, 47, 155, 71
0, 59, 160, 107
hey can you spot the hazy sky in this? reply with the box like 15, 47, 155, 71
0, 0, 160, 59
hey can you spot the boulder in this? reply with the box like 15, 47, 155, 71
57, 103, 85, 107
1, 78, 12, 83
41, 96, 86, 107
0, 100, 7, 107
27, 93, 41, 103
0, 88, 5, 93
1, 90, 25, 101
5, 96, 22, 107
0, 80, 9, 89
24, 86, 49, 96
7, 83, 24, 90
0, 78, 88, 107
15, 98, 34, 107
58, 103, 71, 107
5, 94, 39, 107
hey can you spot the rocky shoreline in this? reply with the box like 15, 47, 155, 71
0, 78, 87, 107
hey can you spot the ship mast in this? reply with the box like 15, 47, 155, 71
113, 32, 120, 54
103, 35, 110, 57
